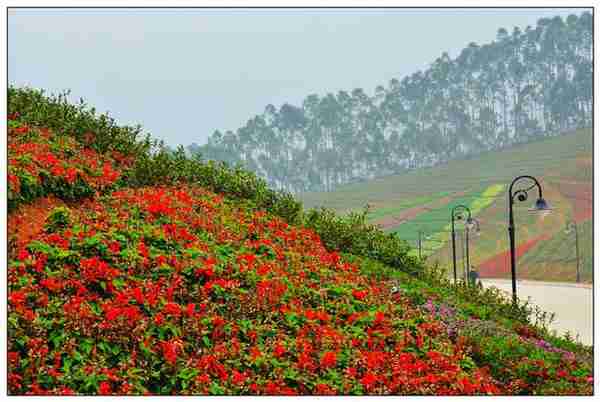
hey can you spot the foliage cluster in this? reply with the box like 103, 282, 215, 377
8, 186, 592, 395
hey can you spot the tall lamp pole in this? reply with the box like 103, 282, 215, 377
418, 229, 422, 260
508, 175, 551, 304
451, 205, 475, 284
565, 221, 580, 283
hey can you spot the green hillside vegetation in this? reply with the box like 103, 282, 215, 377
6, 87, 593, 396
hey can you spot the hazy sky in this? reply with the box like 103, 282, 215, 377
8, 8, 587, 147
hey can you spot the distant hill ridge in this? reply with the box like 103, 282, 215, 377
197, 12, 591, 193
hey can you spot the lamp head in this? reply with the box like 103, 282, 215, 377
530, 197, 551, 212
465, 217, 475, 230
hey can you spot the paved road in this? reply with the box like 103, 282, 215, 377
480, 279, 593, 345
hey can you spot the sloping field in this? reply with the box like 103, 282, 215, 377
299, 128, 592, 213
518, 219, 593, 283
300, 129, 592, 283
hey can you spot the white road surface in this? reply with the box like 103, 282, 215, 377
480, 279, 593, 345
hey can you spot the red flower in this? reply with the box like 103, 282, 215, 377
315, 383, 336, 395
9, 290, 27, 306
161, 340, 179, 365
185, 303, 196, 317
17, 248, 30, 261
132, 287, 144, 304
352, 289, 368, 300
13, 124, 28, 133
138, 241, 149, 258
163, 302, 182, 317
458, 377, 476, 394
65, 167, 78, 184
98, 381, 111, 395
360, 373, 378, 390
374, 311, 385, 326
231, 370, 247, 386
273, 342, 287, 358
8, 174, 20, 193
8, 351, 19, 365
40, 277, 63, 293
108, 241, 120, 254
154, 313, 164, 325
250, 346, 262, 361
320, 351, 337, 369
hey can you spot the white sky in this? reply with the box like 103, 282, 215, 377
8, 8, 588, 146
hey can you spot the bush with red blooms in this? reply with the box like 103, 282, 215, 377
7, 119, 131, 210
7, 185, 592, 395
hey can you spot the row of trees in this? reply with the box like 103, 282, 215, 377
193, 12, 592, 193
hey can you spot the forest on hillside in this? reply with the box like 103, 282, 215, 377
192, 12, 592, 193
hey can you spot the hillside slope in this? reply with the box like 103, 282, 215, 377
7, 90, 593, 395
299, 128, 592, 283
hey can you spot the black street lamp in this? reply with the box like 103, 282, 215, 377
508, 175, 551, 304
417, 229, 423, 260
451, 205, 475, 284
565, 220, 580, 283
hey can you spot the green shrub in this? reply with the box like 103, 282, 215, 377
303, 206, 422, 275
8, 86, 154, 158
45, 206, 71, 233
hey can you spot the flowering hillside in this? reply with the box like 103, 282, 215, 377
6, 89, 593, 395
7, 115, 130, 210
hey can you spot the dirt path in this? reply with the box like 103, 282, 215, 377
481, 279, 593, 345
8, 196, 65, 255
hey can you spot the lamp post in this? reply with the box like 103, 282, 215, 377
418, 230, 422, 260
465, 218, 480, 284
565, 220, 580, 283
508, 175, 551, 304
451, 205, 475, 284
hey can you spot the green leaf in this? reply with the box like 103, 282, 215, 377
178, 367, 199, 380
112, 277, 126, 290
202, 335, 212, 348
139, 341, 153, 357
80, 339, 93, 355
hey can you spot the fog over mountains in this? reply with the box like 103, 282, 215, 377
194, 12, 592, 193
